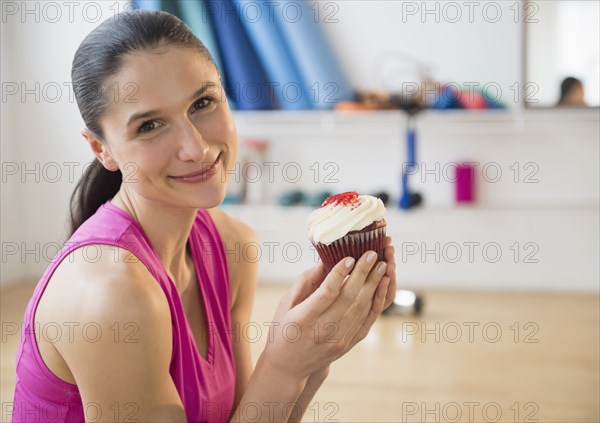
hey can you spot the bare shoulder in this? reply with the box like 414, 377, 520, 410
38, 245, 171, 355
42, 244, 168, 325
206, 207, 257, 246
36, 245, 185, 419
206, 208, 259, 309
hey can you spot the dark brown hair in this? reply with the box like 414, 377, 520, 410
558, 76, 583, 105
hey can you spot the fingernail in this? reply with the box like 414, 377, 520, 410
377, 261, 387, 274
344, 257, 355, 268
367, 251, 377, 264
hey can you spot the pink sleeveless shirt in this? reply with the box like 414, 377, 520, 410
11, 200, 236, 422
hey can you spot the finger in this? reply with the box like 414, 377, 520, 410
384, 271, 397, 310
384, 235, 392, 249
315, 250, 380, 323
348, 276, 391, 350
275, 264, 323, 322
384, 246, 396, 276
294, 262, 327, 305
285, 263, 327, 310
347, 261, 388, 321
324, 256, 386, 344
384, 243, 395, 265
293, 256, 356, 319
382, 241, 397, 310
383, 243, 397, 309
384, 245, 396, 285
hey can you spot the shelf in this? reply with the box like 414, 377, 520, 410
232, 108, 600, 137
219, 203, 599, 234
218, 204, 599, 291
232, 108, 599, 121
232, 109, 404, 138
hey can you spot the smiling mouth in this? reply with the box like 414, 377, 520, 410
169, 153, 222, 180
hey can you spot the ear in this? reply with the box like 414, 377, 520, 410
81, 129, 119, 171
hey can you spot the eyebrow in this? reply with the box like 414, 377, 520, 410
125, 82, 219, 127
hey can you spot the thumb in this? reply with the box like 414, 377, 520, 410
286, 262, 327, 309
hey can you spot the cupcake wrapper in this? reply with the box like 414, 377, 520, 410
312, 225, 387, 273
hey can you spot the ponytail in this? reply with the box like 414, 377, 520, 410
68, 160, 122, 237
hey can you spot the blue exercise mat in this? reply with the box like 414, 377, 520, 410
178, 0, 225, 78
206, 0, 276, 110
273, 0, 353, 109
237, 0, 311, 110
133, 0, 160, 10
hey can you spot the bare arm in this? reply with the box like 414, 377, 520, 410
54, 246, 187, 422
207, 208, 259, 406
210, 210, 309, 421
228, 224, 259, 405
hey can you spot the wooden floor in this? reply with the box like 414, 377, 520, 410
1, 281, 599, 422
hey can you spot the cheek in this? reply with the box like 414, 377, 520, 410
124, 144, 171, 179
222, 114, 238, 157
228, 128, 238, 161
202, 111, 238, 159
209, 112, 237, 141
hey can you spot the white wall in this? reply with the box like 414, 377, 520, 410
222, 204, 599, 292
1, 13, 23, 286
1, 1, 130, 287
321, 0, 522, 106
1, 1, 598, 291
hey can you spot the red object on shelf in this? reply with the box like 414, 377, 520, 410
244, 139, 269, 151
455, 163, 475, 203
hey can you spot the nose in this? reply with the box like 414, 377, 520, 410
177, 119, 209, 162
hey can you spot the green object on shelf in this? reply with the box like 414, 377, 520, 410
160, 0, 181, 17
305, 192, 332, 207
222, 194, 242, 205
277, 191, 305, 207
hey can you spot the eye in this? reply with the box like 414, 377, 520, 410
137, 120, 161, 134
191, 97, 214, 113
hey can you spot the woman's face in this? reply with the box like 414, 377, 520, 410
94, 44, 238, 209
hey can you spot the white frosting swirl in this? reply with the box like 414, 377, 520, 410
307, 194, 386, 245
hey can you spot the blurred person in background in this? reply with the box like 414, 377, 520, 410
557, 76, 587, 106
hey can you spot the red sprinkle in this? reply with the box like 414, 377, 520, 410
321, 191, 360, 208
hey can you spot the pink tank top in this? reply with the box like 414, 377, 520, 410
11, 200, 236, 422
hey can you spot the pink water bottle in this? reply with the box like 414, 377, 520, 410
455, 163, 475, 203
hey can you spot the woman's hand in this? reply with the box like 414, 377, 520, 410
233, 239, 396, 422
260, 241, 395, 382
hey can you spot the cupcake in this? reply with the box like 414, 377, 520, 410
307, 191, 387, 272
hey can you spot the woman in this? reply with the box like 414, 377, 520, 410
11, 10, 396, 423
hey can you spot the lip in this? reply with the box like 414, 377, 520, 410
169, 153, 221, 182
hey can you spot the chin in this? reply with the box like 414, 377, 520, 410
194, 186, 227, 209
